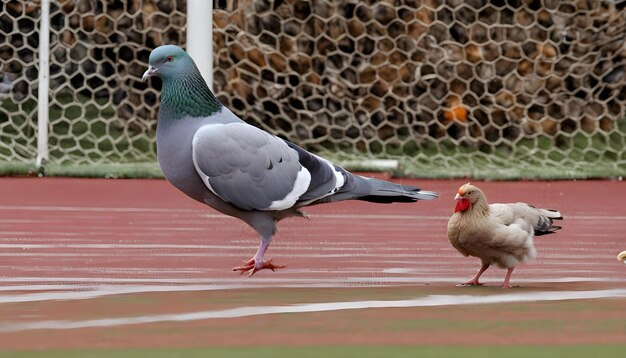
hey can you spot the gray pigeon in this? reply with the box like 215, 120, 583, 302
143, 45, 438, 276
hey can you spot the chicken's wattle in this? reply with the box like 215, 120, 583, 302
454, 198, 470, 213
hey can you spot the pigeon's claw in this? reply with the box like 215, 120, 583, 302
232, 259, 255, 275
249, 258, 286, 277
232, 258, 286, 277
296, 209, 311, 220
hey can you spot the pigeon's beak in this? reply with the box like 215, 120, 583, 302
142, 66, 157, 81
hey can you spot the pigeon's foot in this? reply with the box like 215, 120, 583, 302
232, 258, 286, 277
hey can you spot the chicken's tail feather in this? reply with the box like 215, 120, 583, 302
532, 207, 563, 235
545, 209, 563, 220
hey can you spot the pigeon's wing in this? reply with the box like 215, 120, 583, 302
191, 122, 313, 211
283, 141, 348, 203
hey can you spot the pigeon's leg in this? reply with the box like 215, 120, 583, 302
501, 267, 515, 288
458, 262, 490, 287
296, 209, 310, 220
232, 239, 286, 276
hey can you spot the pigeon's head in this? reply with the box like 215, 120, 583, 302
143, 45, 191, 81
453, 183, 485, 213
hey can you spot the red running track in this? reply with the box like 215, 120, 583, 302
0, 176, 625, 295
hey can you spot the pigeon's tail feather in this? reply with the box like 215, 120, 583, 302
357, 177, 438, 203
307, 172, 438, 205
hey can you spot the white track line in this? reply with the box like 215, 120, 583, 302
1, 276, 625, 303
2, 288, 626, 332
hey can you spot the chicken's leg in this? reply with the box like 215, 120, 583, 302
232, 240, 285, 276
501, 267, 514, 288
458, 262, 490, 287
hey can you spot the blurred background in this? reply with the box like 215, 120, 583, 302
1, 0, 625, 179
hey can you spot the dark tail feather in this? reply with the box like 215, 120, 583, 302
534, 208, 563, 235
535, 224, 562, 236
357, 177, 438, 204
312, 174, 438, 205
547, 210, 563, 232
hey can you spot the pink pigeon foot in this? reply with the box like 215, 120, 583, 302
232, 258, 286, 277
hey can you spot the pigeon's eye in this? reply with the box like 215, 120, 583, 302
166, 55, 173, 62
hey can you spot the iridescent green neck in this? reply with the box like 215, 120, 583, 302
158, 72, 222, 122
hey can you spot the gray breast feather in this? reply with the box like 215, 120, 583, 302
192, 123, 307, 211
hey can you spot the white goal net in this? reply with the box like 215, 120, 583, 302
1, 0, 625, 179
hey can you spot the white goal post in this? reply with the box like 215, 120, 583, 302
35, 0, 50, 170
186, 0, 214, 91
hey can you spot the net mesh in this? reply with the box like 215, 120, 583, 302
0, 0, 185, 176
1, 0, 625, 179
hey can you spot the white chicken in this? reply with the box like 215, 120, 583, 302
447, 183, 563, 288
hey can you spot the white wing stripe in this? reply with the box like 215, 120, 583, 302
267, 166, 312, 210
324, 158, 345, 194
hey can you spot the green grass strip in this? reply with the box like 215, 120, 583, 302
0, 161, 163, 179
1, 345, 625, 358
1, 156, 623, 180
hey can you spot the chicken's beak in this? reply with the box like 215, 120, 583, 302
142, 66, 157, 81
453, 192, 470, 213
618, 250, 626, 263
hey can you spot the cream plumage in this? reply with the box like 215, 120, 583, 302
447, 183, 562, 288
